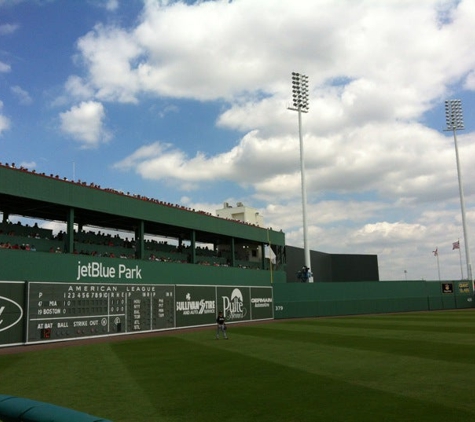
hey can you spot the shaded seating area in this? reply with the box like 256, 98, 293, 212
0, 164, 286, 272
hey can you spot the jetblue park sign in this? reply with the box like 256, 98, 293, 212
76, 261, 142, 281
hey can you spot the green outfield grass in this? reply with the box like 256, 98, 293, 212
1, 310, 475, 421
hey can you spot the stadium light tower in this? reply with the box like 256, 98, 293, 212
444, 99, 473, 282
288, 72, 313, 282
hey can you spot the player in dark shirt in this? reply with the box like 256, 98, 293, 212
216, 311, 228, 339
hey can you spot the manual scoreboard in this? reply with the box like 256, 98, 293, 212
27, 282, 175, 342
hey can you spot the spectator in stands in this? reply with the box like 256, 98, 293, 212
297, 266, 312, 282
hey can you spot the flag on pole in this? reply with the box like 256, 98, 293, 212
264, 245, 276, 264
432, 248, 438, 256
452, 240, 460, 250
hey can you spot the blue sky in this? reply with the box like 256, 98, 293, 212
1, 0, 475, 281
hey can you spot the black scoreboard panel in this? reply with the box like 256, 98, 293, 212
27, 282, 175, 343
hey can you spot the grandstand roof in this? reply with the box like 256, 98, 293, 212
0, 165, 285, 246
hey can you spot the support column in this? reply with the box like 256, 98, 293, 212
190, 230, 196, 264
65, 208, 74, 253
261, 242, 266, 270
135, 221, 144, 260
230, 238, 236, 267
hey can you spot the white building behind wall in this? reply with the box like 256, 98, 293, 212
215, 202, 264, 227
215, 202, 268, 266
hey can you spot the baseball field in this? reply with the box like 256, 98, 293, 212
1, 309, 475, 421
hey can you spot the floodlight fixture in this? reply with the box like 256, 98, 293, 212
290, 72, 309, 113
445, 99, 464, 131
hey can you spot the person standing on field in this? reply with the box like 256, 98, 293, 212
216, 311, 228, 339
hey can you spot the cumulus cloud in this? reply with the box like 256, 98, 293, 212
59, 101, 110, 148
61, 0, 475, 280
68, 0, 475, 107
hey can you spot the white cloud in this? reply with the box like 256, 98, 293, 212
64, 75, 95, 100
104, 0, 118, 12
464, 70, 475, 91
0, 61, 11, 73
11, 85, 32, 105
0, 100, 10, 134
67, 0, 475, 109
158, 104, 179, 118
19, 160, 36, 170
59, 101, 110, 148
0, 23, 18, 35
74, 24, 143, 103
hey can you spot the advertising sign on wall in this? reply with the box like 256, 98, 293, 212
175, 285, 217, 328
0, 282, 25, 347
442, 283, 453, 294
216, 286, 251, 322
250, 286, 274, 320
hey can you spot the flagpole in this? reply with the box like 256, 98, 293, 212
433, 248, 441, 281
437, 253, 441, 281
453, 239, 464, 280
458, 239, 464, 280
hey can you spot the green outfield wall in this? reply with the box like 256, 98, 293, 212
0, 249, 285, 285
1, 260, 473, 348
272, 280, 473, 319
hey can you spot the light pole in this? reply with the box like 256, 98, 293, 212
444, 99, 473, 282
288, 72, 312, 282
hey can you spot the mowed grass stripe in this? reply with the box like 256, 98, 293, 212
110, 334, 474, 422
0, 343, 158, 420
208, 333, 475, 415
287, 310, 475, 329
235, 324, 474, 364
252, 319, 475, 346
201, 321, 475, 415
330, 310, 475, 324
309, 320, 474, 335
